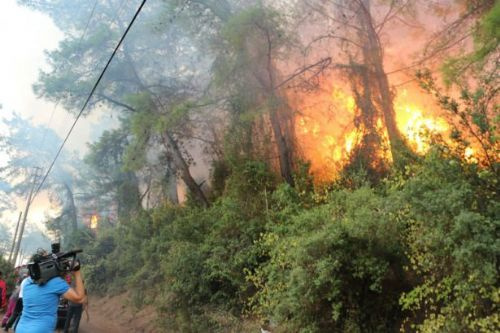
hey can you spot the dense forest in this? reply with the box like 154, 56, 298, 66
0, 0, 498, 332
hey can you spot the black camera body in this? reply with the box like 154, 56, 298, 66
27, 244, 82, 285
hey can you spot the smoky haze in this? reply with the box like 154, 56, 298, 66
0, 1, 495, 332
0, 0, 484, 259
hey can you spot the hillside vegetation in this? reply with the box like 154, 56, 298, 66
1, 1, 497, 332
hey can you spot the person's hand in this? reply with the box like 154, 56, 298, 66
71, 259, 81, 272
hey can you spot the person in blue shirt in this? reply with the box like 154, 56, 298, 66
15, 252, 85, 333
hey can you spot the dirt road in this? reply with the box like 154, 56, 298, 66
78, 314, 125, 333
60, 294, 158, 333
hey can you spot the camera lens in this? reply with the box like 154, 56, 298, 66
51, 243, 61, 254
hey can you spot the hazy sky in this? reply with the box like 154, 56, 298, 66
0, 0, 62, 229
0, 0, 116, 234
0, 0, 63, 130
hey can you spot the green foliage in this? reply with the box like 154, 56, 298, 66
441, 1, 499, 85
158, 161, 274, 323
399, 148, 499, 332
83, 210, 153, 295
79, 146, 498, 332
416, 69, 498, 172
33, 23, 117, 112
248, 186, 406, 332
156, 102, 195, 133
475, 1, 500, 57
81, 160, 276, 331
21, 1, 497, 332
123, 94, 195, 172
221, 94, 264, 164
222, 6, 284, 53
123, 112, 156, 171
85, 128, 129, 176
83, 230, 117, 294
85, 127, 142, 219
210, 160, 231, 198
214, 4, 290, 100
213, 5, 296, 175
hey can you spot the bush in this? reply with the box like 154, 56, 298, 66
399, 149, 499, 332
248, 187, 406, 332
82, 152, 498, 333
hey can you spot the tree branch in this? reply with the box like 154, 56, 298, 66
97, 93, 137, 112
305, 34, 363, 52
275, 57, 332, 90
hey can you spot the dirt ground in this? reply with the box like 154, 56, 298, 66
61, 294, 159, 333
9, 294, 261, 332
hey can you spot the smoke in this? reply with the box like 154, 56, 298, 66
0, 0, 483, 242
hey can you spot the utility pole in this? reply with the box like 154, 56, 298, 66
12, 168, 41, 266
7, 211, 22, 263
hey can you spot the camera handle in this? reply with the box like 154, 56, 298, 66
58, 249, 83, 272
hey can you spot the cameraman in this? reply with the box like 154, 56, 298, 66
15, 251, 86, 333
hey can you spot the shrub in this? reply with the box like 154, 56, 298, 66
248, 187, 406, 332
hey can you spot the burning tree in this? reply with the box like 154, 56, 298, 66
292, 0, 421, 179
417, 0, 499, 172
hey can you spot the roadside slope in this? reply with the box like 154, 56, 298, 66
78, 294, 159, 333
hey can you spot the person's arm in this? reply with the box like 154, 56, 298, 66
62, 271, 85, 304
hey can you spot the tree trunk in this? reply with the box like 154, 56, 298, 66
349, 64, 384, 173
203, 1, 296, 185
163, 132, 209, 207
63, 182, 78, 233
357, 0, 411, 166
261, 25, 295, 186
112, 17, 209, 207
117, 172, 142, 219
269, 103, 295, 185
164, 167, 179, 205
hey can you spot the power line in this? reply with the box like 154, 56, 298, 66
112, 0, 132, 26
38, 101, 57, 151
85, 0, 131, 77
30, 0, 148, 205
80, 0, 99, 45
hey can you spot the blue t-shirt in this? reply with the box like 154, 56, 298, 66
16, 276, 70, 333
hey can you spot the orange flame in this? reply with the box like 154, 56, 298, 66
464, 147, 478, 163
291, 83, 452, 182
395, 90, 449, 153
90, 214, 99, 229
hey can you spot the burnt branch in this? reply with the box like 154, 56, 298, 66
275, 57, 332, 90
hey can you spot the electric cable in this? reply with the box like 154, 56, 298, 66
85, 0, 131, 76
30, 0, 148, 205
80, 0, 99, 45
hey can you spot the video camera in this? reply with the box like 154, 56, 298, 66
27, 243, 82, 285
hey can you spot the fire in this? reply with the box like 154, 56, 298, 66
292, 83, 361, 180
331, 88, 356, 114
395, 103, 449, 153
344, 130, 358, 154
291, 83, 451, 182
464, 147, 478, 163
90, 214, 99, 229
